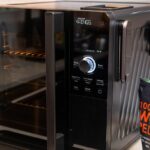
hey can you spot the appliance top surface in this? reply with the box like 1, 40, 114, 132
0, 1, 150, 11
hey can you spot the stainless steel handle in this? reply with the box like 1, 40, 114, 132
45, 11, 64, 150
115, 20, 132, 82
120, 20, 128, 82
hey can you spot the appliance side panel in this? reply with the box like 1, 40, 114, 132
111, 14, 150, 150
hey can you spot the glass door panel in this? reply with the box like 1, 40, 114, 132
0, 9, 47, 150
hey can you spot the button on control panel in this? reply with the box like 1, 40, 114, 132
71, 76, 107, 98
73, 85, 80, 91
96, 79, 104, 86
72, 76, 81, 83
84, 87, 92, 93
83, 78, 93, 85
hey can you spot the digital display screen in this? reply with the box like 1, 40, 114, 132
73, 12, 109, 53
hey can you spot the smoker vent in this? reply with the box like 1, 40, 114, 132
118, 27, 150, 139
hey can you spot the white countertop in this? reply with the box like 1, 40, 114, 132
0, 0, 149, 5
128, 139, 142, 150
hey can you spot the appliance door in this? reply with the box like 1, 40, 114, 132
45, 12, 66, 150
0, 9, 47, 150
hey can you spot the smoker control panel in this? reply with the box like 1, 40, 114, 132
71, 54, 108, 98
70, 12, 109, 99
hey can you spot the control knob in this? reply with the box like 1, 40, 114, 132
79, 56, 96, 74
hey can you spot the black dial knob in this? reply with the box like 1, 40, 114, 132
79, 56, 96, 74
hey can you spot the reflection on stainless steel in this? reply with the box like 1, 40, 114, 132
73, 144, 98, 150
11, 87, 46, 104
0, 126, 47, 140
0, 55, 46, 92
16, 97, 46, 110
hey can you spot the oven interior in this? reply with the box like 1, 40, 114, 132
0, 9, 65, 150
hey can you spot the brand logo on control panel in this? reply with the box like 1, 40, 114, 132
75, 17, 92, 25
